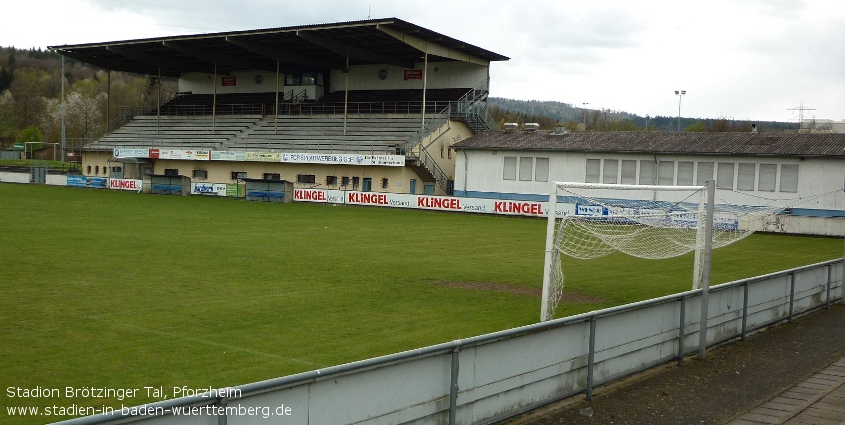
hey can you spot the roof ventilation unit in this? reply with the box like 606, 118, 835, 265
552, 125, 568, 135
504, 122, 518, 133
524, 122, 540, 133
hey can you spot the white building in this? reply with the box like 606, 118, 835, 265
453, 129, 845, 234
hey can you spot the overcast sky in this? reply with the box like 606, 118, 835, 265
3, 0, 843, 123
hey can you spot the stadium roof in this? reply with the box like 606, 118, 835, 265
453, 130, 845, 158
48, 18, 509, 78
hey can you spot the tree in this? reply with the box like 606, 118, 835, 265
16, 125, 42, 145
685, 121, 707, 132
10, 68, 47, 128
0, 67, 12, 93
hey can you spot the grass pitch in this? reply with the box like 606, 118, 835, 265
0, 183, 841, 424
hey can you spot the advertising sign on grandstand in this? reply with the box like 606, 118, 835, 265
404, 69, 423, 80
281, 153, 405, 166
113, 148, 150, 158
245, 152, 281, 162
157, 150, 208, 160
211, 151, 246, 161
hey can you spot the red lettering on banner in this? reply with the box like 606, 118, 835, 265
494, 201, 542, 215
417, 196, 462, 210
110, 179, 138, 190
403, 69, 423, 80
348, 193, 388, 205
149, 149, 160, 159
295, 189, 327, 202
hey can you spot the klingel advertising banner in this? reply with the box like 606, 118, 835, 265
293, 189, 567, 218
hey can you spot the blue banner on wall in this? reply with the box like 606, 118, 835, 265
67, 175, 109, 188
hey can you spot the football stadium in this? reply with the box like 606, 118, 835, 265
0, 16, 842, 425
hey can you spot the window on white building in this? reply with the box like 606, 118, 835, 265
677, 161, 694, 186
639, 160, 655, 185
519, 157, 534, 181
535, 157, 550, 182
586, 159, 601, 183
780, 164, 799, 193
758, 164, 777, 192
717, 163, 735, 189
620, 160, 637, 184
696, 162, 714, 186
658, 161, 675, 186
503, 156, 517, 180
737, 163, 756, 191
602, 159, 618, 184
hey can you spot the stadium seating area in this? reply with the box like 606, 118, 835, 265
91, 115, 263, 150
231, 114, 421, 154
89, 114, 424, 154
91, 89, 472, 154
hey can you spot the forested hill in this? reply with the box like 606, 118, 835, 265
488, 97, 798, 132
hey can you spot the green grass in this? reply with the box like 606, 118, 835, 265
0, 183, 841, 424
0, 158, 81, 169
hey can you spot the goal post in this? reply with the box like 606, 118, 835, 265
541, 182, 714, 318
540, 180, 781, 358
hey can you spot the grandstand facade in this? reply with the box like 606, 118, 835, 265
50, 18, 508, 196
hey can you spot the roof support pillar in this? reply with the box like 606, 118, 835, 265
343, 54, 349, 136
157, 65, 161, 134
106, 70, 111, 134
274, 59, 280, 134
212, 59, 218, 132
60, 55, 66, 162
421, 44, 428, 131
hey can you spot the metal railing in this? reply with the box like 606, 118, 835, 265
153, 103, 267, 116
277, 100, 456, 116
117, 87, 179, 123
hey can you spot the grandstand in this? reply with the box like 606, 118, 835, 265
50, 18, 508, 195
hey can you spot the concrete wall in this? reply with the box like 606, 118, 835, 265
328, 62, 489, 92
178, 60, 489, 99
178, 70, 325, 99
0, 171, 29, 183
455, 149, 845, 213
51, 260, 843, 425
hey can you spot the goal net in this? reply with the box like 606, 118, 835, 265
541, 181, 784, 322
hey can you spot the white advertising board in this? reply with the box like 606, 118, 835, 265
294, 189, 569, 218
109, 179, 143, 191
281, 153, 405, 166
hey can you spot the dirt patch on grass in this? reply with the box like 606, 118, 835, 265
434, 281, 604, 303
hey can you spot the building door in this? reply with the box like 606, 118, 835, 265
424, 184, 435, 195
362, 178, 372, 192
409, 179, 417, 194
